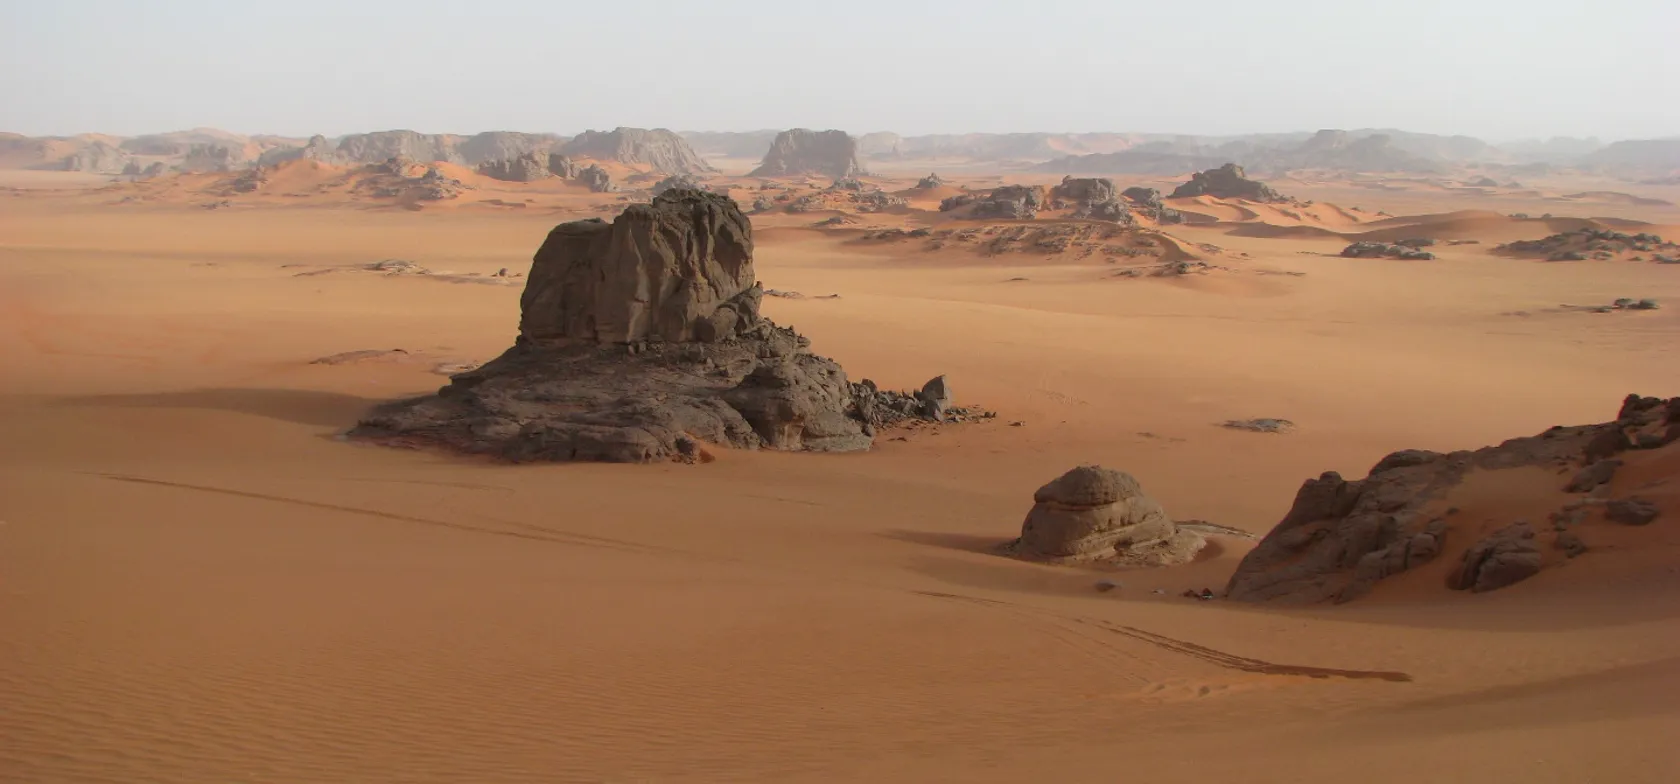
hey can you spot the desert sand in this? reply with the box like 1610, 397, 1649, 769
3, 163, 1679, 783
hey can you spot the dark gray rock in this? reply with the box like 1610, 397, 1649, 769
1606, 498, 1660, 526
1341, 241, 1436, 260
916, 173, 945, 189
1169, 163, 1288, 202
348, 189, 953, 463
577, 165, 615, 193
1449, 522, 1541, 592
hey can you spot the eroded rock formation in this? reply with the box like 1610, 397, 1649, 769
1226, 394, 1679, 603
749, 129, 864, 180
349, 189, 970, 463
1169, 163, 1288, 202
477, 151, 552, 182
1004, 466, 1206, 566
560, 127, 713, 175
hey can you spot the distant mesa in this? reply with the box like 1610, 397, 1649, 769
1003, 465, 1207, 567
749, 129, 863, 180
1227, 394, 1679, 603
1169, 163, 1289, 202
558, 127, 714, 176
349, 189, 972, 463
59, 140, 129, 173
336, 130, 463, 166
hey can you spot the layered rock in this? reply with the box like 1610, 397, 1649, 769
349, 189, 965, 463
749, 129, 864, 180
477, 151, 552, 182
1005, 466, 1206, 566
560, 127, 713, 175
1226, 394, 1679, 603
1169, 163, 1288, 202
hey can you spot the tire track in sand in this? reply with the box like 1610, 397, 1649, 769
912, 590, 1412, 683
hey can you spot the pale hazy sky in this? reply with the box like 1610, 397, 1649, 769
2, 0, 1676, 141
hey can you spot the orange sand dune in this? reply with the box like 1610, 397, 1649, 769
2, 183, 1679, 783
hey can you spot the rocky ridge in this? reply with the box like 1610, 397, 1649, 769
1226, 394, 1678, 603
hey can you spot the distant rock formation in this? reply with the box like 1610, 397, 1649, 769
749, 129, 864, 180
1049, 176, 1131, 223
651, 174, 703, 195
257, 135, 343, 167
1495, 228, 1677, 262
856, 132, 903, 158
1121, 186, 1184, 224
1004, 466, 1206, 567
1341, 241, 1436, 260
59, 141, 129, 173
941, 184, 1046, 219
576, 164, 615, 193
559, 127, 714, 175
547, 154, 579, 179
1226, 394, 1680, 603
336, 130, 462, 165
356, 158, 468, 201
456, 132, 563, 166
179, 143, 242, 172
1169, 164, 1288, 202
915, 173, 945, 189
348, 189, 969, 463
477, 151, 552, 182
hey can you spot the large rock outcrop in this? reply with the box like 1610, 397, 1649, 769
1049, 176, 1131, 223
940, 185, 1047, 219
1226, 394, 1679, 603
748, 129, 864, 180
1169, 163, 1288, 202
477, 151, 552, 182
560, 128, 714, 175
1005, 466, 1206, 567
336, 130, 462, 165
349, 189, 969, 463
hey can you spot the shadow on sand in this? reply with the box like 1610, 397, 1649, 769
56, 387, 387, 429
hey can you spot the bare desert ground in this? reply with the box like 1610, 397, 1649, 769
3, 168, 1679, 783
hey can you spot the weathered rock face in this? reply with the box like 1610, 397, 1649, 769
477, 151, 552, 182
1448, 522, 1541, 592
349, 189, 965, 463
560, 127, 713, 175
749, 129, 864, 180
519, 190, 754, 345
258, 134, 343, 167
457, 132, 563, 165
1227, 394, 1679, 603
547, 154, 580, 179
336, 130, 462, 165
577, 164, 615, 192
964, 185, 1046, 219
1122, 187, 1164, 208
60, 141, 129, 173
1050, 176, 1117, 205
1006, 466, 1206, 566
1169, 163, 1288, 202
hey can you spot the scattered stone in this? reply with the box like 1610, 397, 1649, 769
1448, 522, 1542, 593
1564, 459, 1621, 492
1554, 531, 1588, 558
1221, 418, 1295, 433
1003, 466, 1207, 567
1094, 579, 1121, 593
1605, 498, 1660, 526
1497, 228, 1676, 261
1341, 241, 1436, 260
